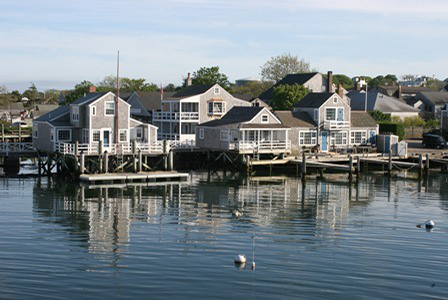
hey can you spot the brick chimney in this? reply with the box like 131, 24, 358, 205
89, 85, 96, 93
186, 73, 192, 86
327, 71, 333, 93
397, 84, 402, 99
337, 84, 344, 98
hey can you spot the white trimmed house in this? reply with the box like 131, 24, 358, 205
195, 106, 290, 155
33, 92, 160, 155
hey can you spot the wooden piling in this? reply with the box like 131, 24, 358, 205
301, 152, 306, 181
18, 126, 21, 143
168, 151, 173, 171
132, 140, 137, 172
349, 155, 353, 181
98, 140, 103, 155
47, 154, 52, 177
104, 151, 109, 173
418, 154, 423, 176
80, 152, 85, 174
388, 151, 392, 175
138, 150, 142, 173
425, 153, 430, 175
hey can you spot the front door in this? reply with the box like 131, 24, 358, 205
369, 130, 376, 144
103, 130, 111, 152
321, 131, 328, 152
337, 108, 344, 121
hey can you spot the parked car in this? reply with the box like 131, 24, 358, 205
422, 133, 447, 149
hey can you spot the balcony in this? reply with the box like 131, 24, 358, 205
153, 111, 199, 121
322, 120, 350, 130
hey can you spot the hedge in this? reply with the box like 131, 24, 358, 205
378, 122, 405, 140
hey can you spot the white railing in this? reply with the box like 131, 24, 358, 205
322, 120, 350, 130
0, 142, 35, 154
169, 140, 196, 149
229, 140, 291, 151
54, 141, 164, 155
153, 111, 199, 121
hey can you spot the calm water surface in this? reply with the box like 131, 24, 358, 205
1, 172, 448, 299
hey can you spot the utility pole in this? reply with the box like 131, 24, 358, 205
365, 81, 368, 112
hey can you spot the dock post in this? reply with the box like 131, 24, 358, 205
425, 153, 430, 175
18, 126, 21, 143
38, 155, 42, 176
168, 150, 173, 171
47, 154, 52, 176
301, 152, 306, 182
418, 154, 423, 176
80, 152, 85, 174
296, 162, 299, 177
132, 140, 137, 173
349, 155, 353, 181
388, 151, 392, 175
75, 141, 79, 161
356, 156, 361, 176
104, 151, 109, 173
138, 150, 142, 173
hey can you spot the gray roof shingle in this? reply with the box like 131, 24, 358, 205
348, 91, 418, 113
172, 85, 213, 98
417, 91, 448, 106
259, 72, 319, 100
295, 93, 335, 108
350, 111, 377, 128
34, 106, 70, 122
275, 111, 316, 128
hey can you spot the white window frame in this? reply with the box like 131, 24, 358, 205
82, 129, 89, 144
105, 101, 115, 116
199, 128, 204, 139
350, 130, 367, 145
330, 131, 347, 146
299, 130, 317, 146
208, 101, 226, 115
261, 114, 269, 123
136, 127, 143, 139
326, 108, 336, 121
214, 87, 220, 94
91, 106, 96, 116
119, 129, 128, 143
92, 130, 100, 142
220, 129, 229, 141
57, 129, 72, 142
333, 97, 338, 104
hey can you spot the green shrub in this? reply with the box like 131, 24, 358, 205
378, 122, 405, 140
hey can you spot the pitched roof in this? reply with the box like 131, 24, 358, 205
36, 104, 59, 112
348, 91, 418, 113
350, 111, 377, 128
259, 72, 319, 100
417, 91, 448, 106
34, 105, 70, 122
275, 111, 316, 128
71, 92, 107, 105
132, 91, 175, 111
231, 93, 254, 101
0, 102, 24, 111
172, 84, 213, 98
295, 93, 335, 108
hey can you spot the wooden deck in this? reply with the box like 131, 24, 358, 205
79, 171, 189, 184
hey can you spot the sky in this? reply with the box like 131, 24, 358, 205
1, 0, 447, 92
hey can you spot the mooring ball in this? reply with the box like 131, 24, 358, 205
234, 254, 247, 263
425, 220, 435, 229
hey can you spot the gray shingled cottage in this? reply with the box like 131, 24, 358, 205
33, 92, 158, 155
277, 92, 378, 153
195, 106, 290, 155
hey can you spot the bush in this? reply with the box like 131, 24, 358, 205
379, 122, 405, 140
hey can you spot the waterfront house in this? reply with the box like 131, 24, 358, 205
280, 92, 378, 153
195, 106, 290, 155
347, 91, 419, 120
413, 91, 448, 118
152, 84, 250, 142
33, 92, 158, 155
0, 102, 25, 123
120, 91, 175, 123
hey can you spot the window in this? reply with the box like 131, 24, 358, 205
331, 132, 347, 145
333, 97, 338, 104
220, 129, 229, 141
92, 106, 96, 116
208, 101, 226, 115
299, 131, 317, 145
214, 87, 220, 94
33, 125, 38, 139
261, 114, 269, 123
82, 129, 89, 143
105, 102, 115, 116
50, 129, 54, 142
57, 129, 71, 142
351, 131, 367, 144
314, 109, 318, 121
93, 130, 100, 142
199, 128, 204, 139
326, 108, 336, 121
136, 127, 142, 139
72, 113, 79, 121
119, 129, 127, 142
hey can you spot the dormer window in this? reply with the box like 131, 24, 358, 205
261, 114, 269, 123
214, 87, 220, 94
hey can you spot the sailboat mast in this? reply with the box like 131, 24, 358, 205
115, 51, 120, 144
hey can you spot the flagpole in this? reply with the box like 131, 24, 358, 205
115, 50, 120, 144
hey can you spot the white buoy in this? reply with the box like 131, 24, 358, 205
232, 209, 242, 218
234, 254, 247, 263
424, 220, 435, 229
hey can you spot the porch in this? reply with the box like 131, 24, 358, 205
229, 128, 290, 154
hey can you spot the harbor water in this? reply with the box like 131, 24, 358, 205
1, 171, 448, 299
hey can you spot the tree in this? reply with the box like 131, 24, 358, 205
426, 79, 444, 90
64, 80, 93, 104
191, 66, 230, 88
368, 74, 398, 88
404, 116, 426, 138
230, 81, 273, 98
425, 118, 440, 130
163, 83, 178, 92
22, 83, 39, 101
260, 53, 312, 83
272, 84, 309, 110
332, 74, 354, 90
369, 110, 391, 122
121, 78, 158, 92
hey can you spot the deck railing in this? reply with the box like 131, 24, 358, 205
153, 111, 199, 121
322, 120, 350, 130
0, 142, 35, 154
55, 141, 164, 156
229, 140, 291, 151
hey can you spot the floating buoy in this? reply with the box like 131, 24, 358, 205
417, 220, 435, 229
234, 254, 247, 263
232, 209, 242, 218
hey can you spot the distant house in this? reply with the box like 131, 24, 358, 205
33, 92, 158, 154
195, 106, 290, 155
152, 84, 250, 142
30, 104, 59, 119
348, 91, 419, 120
249, 98, 272, 110
259, 71, 340, 105
0, 102, 25, 122
370, 85, 433, 98
120, 91, 175, 123
414, 91, 448, 118
277, 93, 379, 153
